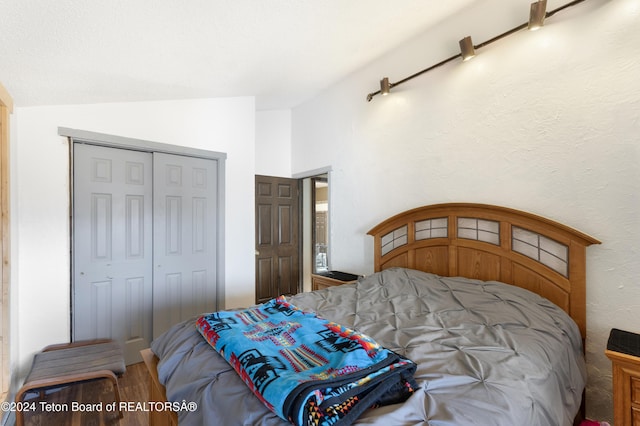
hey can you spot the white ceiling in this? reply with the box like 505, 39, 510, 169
0, 0, 488, 110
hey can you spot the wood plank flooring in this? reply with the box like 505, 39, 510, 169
19, 362, 149, 426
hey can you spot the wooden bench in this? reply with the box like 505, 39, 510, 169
14, 339, 126, 426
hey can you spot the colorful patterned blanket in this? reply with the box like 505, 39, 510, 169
196, 296, 417, 426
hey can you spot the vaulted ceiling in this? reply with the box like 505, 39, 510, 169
1, 0, 551, 110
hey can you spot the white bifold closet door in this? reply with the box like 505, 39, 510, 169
151, 152, 218, 338
73, 144, 218, 364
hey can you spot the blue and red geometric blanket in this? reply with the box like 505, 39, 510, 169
196, 296, 418, 426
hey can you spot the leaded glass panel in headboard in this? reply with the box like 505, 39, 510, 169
512, 226, 569, 277
415, 218, 448, 240
457, 218, 500, 245
381, 225, 408, 256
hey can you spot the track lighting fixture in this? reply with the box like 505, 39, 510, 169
366, 0, 589, 102
529, 0, 548, 30
380, 78, 391, 95
459, 36, 475, 61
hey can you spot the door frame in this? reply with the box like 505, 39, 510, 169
0, 83, 12, 399
292, 166, 332, 293
60, 127, 227, 339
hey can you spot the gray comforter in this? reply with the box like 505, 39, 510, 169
152, 267, 586, 425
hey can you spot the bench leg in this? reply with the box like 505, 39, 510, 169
108, 374, 124, 418
14, 386, 30, 426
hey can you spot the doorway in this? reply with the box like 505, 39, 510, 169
68, 129, 225, 365
254, 170, 331, 298
310, 175, 329, 274
254, 175, 301, 303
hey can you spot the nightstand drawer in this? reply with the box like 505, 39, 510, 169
633, 406, 640, 426
633, 377, 640, 405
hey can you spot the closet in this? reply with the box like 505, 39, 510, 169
71, 137, 224, 364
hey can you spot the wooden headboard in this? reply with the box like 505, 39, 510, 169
367, 203, 600, 339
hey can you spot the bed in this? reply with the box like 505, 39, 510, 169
143, 203, 600, 425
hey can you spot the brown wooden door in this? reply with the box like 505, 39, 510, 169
255, 175, 301, 303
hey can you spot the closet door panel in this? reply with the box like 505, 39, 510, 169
153, 153, 218, 338
73, 144, 153, 364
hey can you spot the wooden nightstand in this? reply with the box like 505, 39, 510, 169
605, 329, 640, 426
311, 271, 359, 291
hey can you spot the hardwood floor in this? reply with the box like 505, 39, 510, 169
20, 362, 149, 426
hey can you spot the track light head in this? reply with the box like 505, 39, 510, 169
459, 36, 475, 61
380, 77, 391, 95
528, 0, 547, 30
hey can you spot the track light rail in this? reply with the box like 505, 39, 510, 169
367, 0, 589, 102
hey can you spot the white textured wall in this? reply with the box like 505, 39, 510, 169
291, 0, 640, 422
255, 109, 292, 177
13, 97, 256, 380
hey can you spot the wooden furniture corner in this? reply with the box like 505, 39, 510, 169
311, 272, 359, 291
606, 349, 640, 426
141, 348, 178, 426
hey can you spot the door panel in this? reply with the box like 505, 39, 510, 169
256, 258, 274, 302
153, 153, 218, 338
255, 175, 300, 303
73, 144, 153, 364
